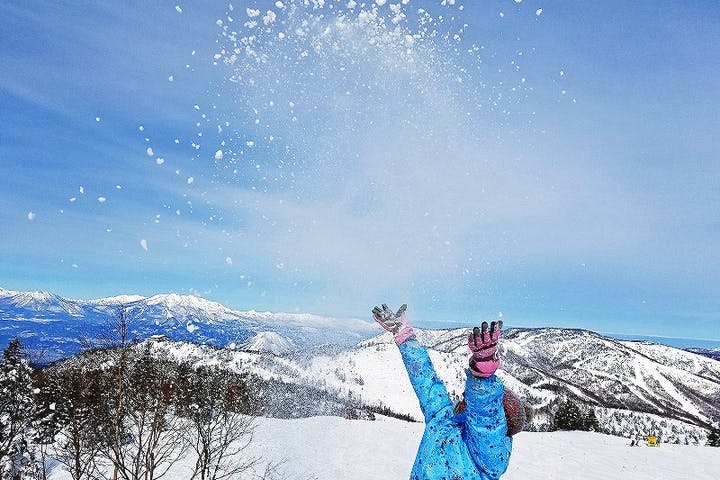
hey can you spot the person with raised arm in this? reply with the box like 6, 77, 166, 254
372, 304, 525, 480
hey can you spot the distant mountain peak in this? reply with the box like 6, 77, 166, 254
89, 294, 147, 305
241, 331, 296, 355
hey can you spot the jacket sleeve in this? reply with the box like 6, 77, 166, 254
462, 372, 512, 479
398, 338, 453, 423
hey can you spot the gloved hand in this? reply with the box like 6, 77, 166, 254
372, 303, 415, 345
467, 320, 502, 378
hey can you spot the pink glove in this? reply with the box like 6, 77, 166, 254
372, 303, 415, 345
467, 320, 502, 378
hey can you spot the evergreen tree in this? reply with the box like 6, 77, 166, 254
708, 426, 720, 447
582, 408, 601, 432
554, 399, 584, 430
0, 338, 39, 479
36, 366, 104, 480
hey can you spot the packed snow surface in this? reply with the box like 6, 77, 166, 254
46, 416, 720, 480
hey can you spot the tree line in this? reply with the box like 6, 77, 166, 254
0, 303, 287, 480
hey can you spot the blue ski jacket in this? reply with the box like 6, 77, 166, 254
398, 338, 512, 480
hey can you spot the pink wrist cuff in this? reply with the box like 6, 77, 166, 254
395, 326, 415, 345
469, 357, 500, 378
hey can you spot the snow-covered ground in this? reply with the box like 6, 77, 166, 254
248, 416, 719, 480
46, 415, 720, 480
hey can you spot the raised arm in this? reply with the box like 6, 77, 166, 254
371, 304, 453, 423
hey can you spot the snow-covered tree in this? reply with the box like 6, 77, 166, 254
96, 344, 189, 480
0, 338, 39, 479
582, 407, 601, 432
176, 365, 258, 480
708, 426, 720, 447
554, 399, 584, 431
35, 366, 104, 480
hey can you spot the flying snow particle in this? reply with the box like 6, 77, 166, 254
168, 75, 174, 82
246, 140, 254, 147
499, 12, 505, 18
376, 0, 387, 6
156, 158, 165, 165
69, 197, 76, 203
27, 212, 36, 221
226, 256, 233, 266
97, 197, 106, 203
514, 0, 523, 3
140, 239, 148, 251
536, 8, 543, 16
263, 10, 277, 25
95, 117, 101, 122
146, 147, 154, 156
175, 5, 182, 13
187, 177, 194, 184
275, 1, 285, 8
560, 70, 565, 76
193, 104, 200, 110
247, 8, 260, 17
214, 150, 224, 160
79, 186, 84, 194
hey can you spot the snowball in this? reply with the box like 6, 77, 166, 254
156, 158, 165, 165
214, 150, 224, 160
139, 125, 144, 131
27, 212, 36, 221
146, 147, 154, 156
187, 177, 194, 184
536, 8, 543, 16
140, 239, 148, 251
168, 75, 174, 82
175, 5, 182, 13
95, 116, 101, 122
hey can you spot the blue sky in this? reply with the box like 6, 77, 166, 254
1, 0, 718, 341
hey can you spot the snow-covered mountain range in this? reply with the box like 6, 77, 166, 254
137, 327, 719, 444
0, 287, 375, 362
3, 287, 719, 444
